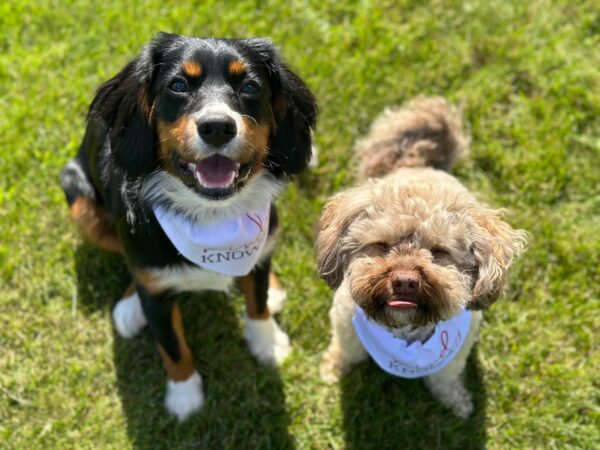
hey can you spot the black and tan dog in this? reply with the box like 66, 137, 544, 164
60, 32, 317, 421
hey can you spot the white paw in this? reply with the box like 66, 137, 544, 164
450, 393, 474, 419
113, 292, 147, 338
165, 371, 204, 422
425, 376, 475, 419
244, 316, 291, 366
267, 287, 287, 314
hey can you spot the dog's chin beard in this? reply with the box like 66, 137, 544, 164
351, 282, 444, 328
359, 298, 441, 329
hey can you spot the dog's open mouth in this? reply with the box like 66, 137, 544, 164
175, 153, 253, 200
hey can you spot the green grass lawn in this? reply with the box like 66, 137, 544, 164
1, 0, 599, 448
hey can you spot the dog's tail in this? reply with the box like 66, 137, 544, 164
355, 97, 469, 180
59, 121, 106, 206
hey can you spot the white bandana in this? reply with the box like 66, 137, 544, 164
153, 204, 270, 276
353, 306, 471, 378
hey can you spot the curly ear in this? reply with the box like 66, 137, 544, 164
240, 38, 317, 177
468, 208, 527, 310
88, 32, 181, 177
316, 188, 370, 290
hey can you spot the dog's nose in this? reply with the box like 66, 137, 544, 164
197, 115, 237, 147
391, 271, 420, 295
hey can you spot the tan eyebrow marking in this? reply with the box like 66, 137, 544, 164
181, 61, 202, 77
228, 59, 247, 75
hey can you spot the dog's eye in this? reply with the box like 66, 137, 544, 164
367, 242, 390, 254
431, 248, 450, 258
169, 80, 188, 93
241, 81, 260, 95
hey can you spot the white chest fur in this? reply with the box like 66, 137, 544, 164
147, 264, 234, 294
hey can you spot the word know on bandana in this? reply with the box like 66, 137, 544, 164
153, 204, 270, 276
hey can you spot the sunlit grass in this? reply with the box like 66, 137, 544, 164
1, 0, 598, 448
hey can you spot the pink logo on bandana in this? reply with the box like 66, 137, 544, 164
353, 306, 472, 378
153, 204, 270, 276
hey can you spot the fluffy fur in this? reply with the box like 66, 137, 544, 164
316, 97, 526, 417
165, 371, 204, 422
60, 33, 317, 421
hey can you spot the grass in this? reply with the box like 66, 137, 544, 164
1, 0, 599, 448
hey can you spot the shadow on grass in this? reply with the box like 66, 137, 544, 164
73, 243, 129, 314
340, 347, 487, 450
74, 245, 295, 449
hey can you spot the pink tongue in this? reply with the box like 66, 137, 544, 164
388, 300, 417, 309
195, 155, 239, 187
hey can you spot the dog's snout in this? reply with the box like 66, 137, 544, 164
197, 115, 237, 147
391, 271, 420, 295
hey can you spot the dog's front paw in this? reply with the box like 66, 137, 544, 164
113, 292, 147, 338
319, 349, 350, 383
449, 391, 474, 419
425, 375, 474, 419
267, 287, 287, 314
244, 316, 291, 366
165, 371, 204, 422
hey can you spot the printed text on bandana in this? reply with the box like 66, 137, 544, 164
353, 306, 472, 378
153, 205, 270, 277
199, 213, 266, 265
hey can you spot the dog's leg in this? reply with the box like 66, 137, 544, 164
137, 286, 203, 422
320, 282, 368, 383
267, 272, 287, 314
423, 367, 473, 418
423, 311, 483, 418
112, 280, 147, 338
70, 196, 123, 254
61, 156, 123, 255
240, 259, 291, 366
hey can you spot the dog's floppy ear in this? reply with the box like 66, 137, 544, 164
240, 38, 317, 177
468, 208, 527, 310
88, 32, 181, 177
316, 188, 371, 289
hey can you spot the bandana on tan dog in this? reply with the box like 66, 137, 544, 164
316, 97, 526, 418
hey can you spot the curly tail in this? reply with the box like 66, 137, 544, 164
355, 97, 469, 180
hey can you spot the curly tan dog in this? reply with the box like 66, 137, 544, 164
316, 97, 526, 418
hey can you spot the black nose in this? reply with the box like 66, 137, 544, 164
197, 115, 237, 147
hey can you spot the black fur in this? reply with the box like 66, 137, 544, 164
239, 38, 317, 176
137, 285, 181, 361
251, 258, 272, 316
61, 33, 317, 265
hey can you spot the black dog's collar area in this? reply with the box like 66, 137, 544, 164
171, 151, 254, 200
